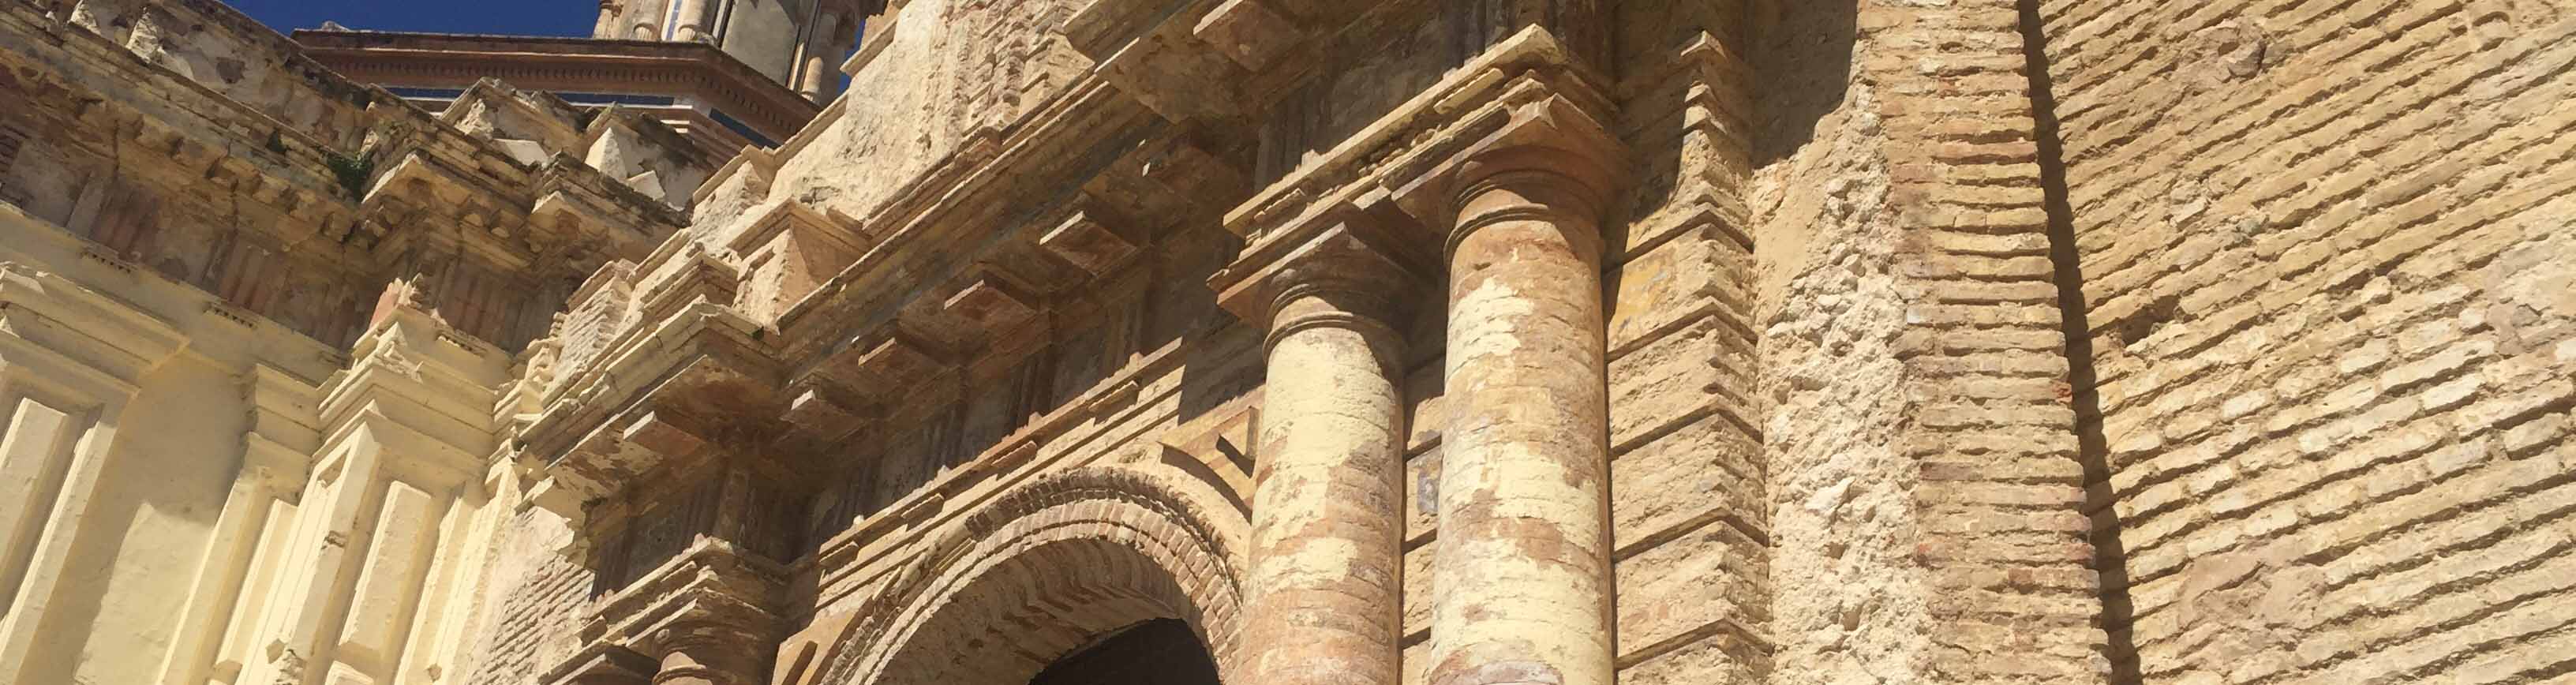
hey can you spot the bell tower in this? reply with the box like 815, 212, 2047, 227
593, 0, 882, 103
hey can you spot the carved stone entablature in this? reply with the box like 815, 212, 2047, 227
316, 305, 512, 477
530, 159, 687, 263
1061, 0, 1410, 131
1209, 27, 1623, 324
296, 28, 826, 157
775, 380, 874, 452
629, 239, 747, 335
566, 537, 791, 683
538, 642, 657, 685
357, 140, 678, 279
0, 0, 691, 354
440, 79, 590, 167
1220, 27, 1619, 249
1037, 208, 1140, 276
520, 301, 783, 529
941, 271, 1040, 335
728, 200, 871, 324
765, 120, 1248, 435
1208, 217, 1429, 337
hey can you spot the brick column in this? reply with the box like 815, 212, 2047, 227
1429, 143, 1619, 685
1241, 232, 1413, 685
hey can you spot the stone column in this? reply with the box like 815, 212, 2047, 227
1428, 144, 1617, 685
1241, 235, 1412, 685
671, 0, 713, 42
796, 11, 842, 101
593, 1, 618, 37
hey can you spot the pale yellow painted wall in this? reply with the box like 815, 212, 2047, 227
0, 204, 339, 685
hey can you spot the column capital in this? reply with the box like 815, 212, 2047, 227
642, 615, 773, 685
1390, 94, 1628, 260
1211, 211, 1430, 341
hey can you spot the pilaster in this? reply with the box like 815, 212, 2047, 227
0, 262, 185, 685
164, 363, 326, 685
233, 305, 512, 685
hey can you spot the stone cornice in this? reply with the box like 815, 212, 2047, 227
1208, 26, 1625, 330
586, 538, 790, 649
0, 6, 366, 249
759, 84, 1175, 367
0, 263, 186, 397
3, 1, 691, 352
515, 299, 781, 526
442, 79, 590, 154
724, 200, 869, 264
0, 208, 348, 378
1220, 25, 1616, 246
293, 29, 822, 144
1064, 0, 1446, 136
1208, 219, 1428, 338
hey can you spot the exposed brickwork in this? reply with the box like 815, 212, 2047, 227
1754, 2, 2109, 683
2039, 0, 2576, 681
1868, 2, 2110, 683
15, 0, 2572, 682
464, 509, 597, 685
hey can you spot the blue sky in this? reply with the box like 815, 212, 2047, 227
227, 0, 597, 37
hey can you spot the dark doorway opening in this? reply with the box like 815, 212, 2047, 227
1024, 619, 1221, 685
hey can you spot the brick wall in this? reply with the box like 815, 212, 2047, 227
1753, 1, 2109, 683
1870, 2, 2109, 682
2038, 0, 2576, 681
462, 508, 597, 685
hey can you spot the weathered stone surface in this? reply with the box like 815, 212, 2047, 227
7, 0, 2567, 684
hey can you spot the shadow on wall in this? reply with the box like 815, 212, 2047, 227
1750, 0, 1855, 169
2013, 0, 2140, 681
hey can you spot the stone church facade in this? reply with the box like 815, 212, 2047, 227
1, 0, 2570, 684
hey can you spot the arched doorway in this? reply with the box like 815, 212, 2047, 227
1026, 619, 1222, 685
814, 466, 1249, 685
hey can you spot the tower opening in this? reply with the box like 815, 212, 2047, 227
1024, 619, 1222, 685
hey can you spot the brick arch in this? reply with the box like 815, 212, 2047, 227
818, 464, 1249, 685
